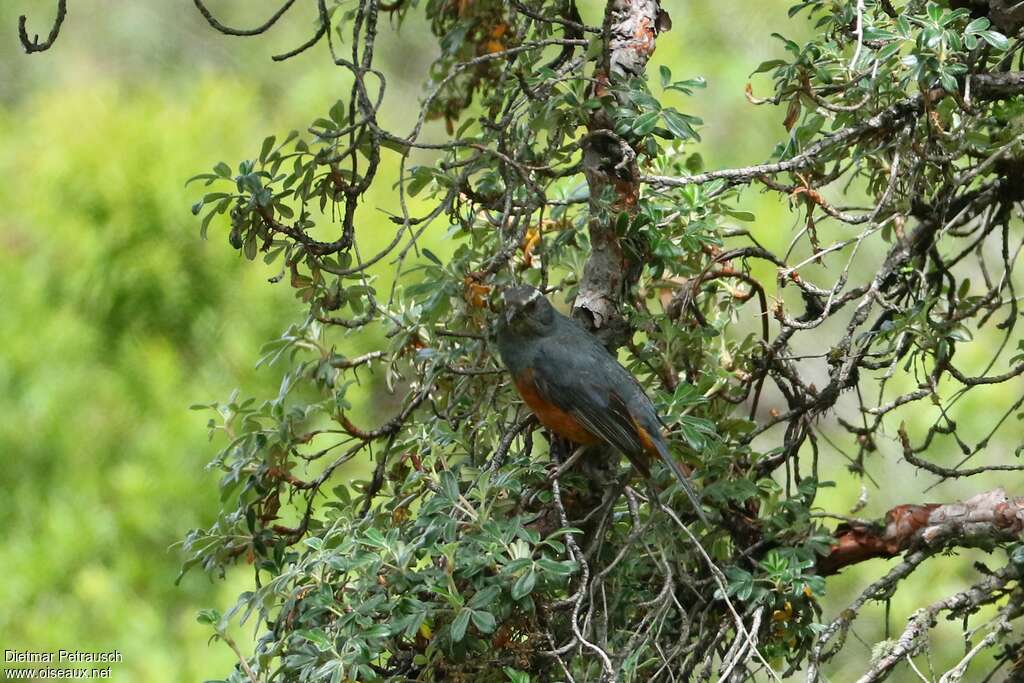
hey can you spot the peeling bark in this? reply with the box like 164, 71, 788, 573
573, 0, 670, 348
819, 488, 1024, 575
604, 0, 666, 80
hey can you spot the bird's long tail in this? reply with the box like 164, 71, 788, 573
652, 437, 709, 525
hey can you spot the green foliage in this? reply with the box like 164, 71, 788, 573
0, 2, 829, 682
177, 0, 1024, 680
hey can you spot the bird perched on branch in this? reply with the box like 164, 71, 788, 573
495, 285, 708, 523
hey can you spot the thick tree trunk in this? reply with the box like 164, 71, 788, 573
574, 0, 670, 348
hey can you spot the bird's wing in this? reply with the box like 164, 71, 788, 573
531, 352, 646, 459
531, 341, 709, 522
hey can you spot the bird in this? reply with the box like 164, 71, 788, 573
495, 285, 708, 523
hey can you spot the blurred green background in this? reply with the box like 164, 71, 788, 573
0, 2, 1017, 681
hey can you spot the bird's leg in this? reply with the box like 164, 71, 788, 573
547, 444, 589, 480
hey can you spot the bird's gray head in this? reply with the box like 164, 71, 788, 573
500, 285, 556, 337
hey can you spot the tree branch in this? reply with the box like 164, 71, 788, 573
820, 487, 1024, 576
192, 0, 298, 37
642, 72, 1024, 189
17, 0, 67, 54
855, 564, 1019, 683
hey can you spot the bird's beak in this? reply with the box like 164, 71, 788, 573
501, 290, 514, 325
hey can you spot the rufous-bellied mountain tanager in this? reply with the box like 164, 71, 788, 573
496, 285, 708, 523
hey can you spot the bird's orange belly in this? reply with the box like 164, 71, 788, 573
513, 371, 600, 445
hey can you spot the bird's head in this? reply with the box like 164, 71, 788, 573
500, 285, 556, 337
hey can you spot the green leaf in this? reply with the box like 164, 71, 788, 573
422, 248, 443, 266
750, 59, 787, 76
939, 71, 959, 94
1010, 542, 1024, 567
185, 172, 219, 186
470, 610, 496, 634
965, 17, 991, 33
199, 209, 218, 241
196, 608, 222, 627
502, 558, 532, 574
361, 527, 389, 550
537, 557, 576, 576
662, 109, 699, 141
468, 586, 500, 610
407, 166, 434, 197
632, 111, 661, 136
451, 609, 471, 642
977, 30, 1009, 50
363, 624, 392, 639
503, 668, 532, 683
511, 568, 536, 600
296, 628, 332, 650
243, 233, 257, 261
439, 470, 460, 502
659, 64, 672, 88
863, 27, 897, 41
665, 76, 707, 95
685, 153, 704, 173
259, 135, 276, 163
876, 41, 903, 62
723, 208, 756, 222
329, 99, 347, 125
947, 325, 972, 342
